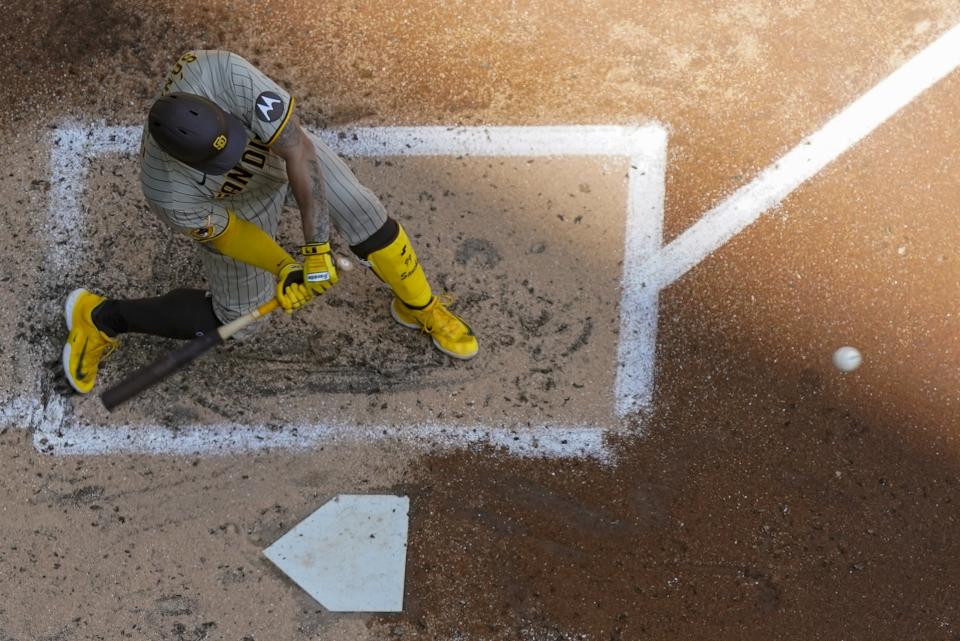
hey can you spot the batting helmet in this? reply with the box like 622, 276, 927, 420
148, 93, 246, 175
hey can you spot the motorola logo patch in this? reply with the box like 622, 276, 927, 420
255, 91, 285, 123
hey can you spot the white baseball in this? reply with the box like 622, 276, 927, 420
832, 346, 862, 372
336, 255, 354, 271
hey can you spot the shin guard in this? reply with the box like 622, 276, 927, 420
364, 222, 433, 308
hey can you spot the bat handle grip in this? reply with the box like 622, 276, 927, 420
216, 298, 281, 340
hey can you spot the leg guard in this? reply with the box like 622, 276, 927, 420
351, 218, 433, 308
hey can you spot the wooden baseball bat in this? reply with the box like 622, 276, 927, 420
100, 298, 281, 412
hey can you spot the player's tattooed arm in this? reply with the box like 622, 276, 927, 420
272, 114, 330, 244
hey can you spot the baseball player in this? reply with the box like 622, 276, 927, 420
62, 50, 478, 394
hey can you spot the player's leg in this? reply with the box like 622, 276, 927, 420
92, 289, 221, 339
351, 219, 477, 359
61, 240, 277, 394
200, 247, 275, 339
61, 288, 221, 394
307, 133, 478, 360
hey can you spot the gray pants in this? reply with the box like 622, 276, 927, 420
206, 133, 388, 333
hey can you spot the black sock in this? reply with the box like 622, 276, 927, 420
402, 296, 433, 311
92, 289, 221, 340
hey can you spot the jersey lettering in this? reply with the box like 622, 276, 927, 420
241, 148, 267, 169
215, 140, 272, 199
162, 52, 198, 95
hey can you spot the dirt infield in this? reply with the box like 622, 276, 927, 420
2, 1, 960, 640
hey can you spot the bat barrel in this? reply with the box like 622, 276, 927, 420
101, 333, 221, 411
99, 297, 280, 411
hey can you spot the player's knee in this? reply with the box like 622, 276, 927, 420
211, 297, 268, 341
165, 289, 221, 337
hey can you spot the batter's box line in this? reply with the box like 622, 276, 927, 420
34, 123, 669, 457
37, 416, 616, 462
16, 384, 615, 460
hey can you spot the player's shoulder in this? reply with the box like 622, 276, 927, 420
139, 132, 208, 206
166, 49, 268, 79
198, 49, 265, 78
168, 50, 254, 84
190, 49, 246, 70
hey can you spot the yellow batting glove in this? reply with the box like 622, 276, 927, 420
299, 242, 339, 296
276, 263, 312, 313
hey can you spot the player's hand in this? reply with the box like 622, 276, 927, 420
276, 263, 312, 313
299, 242, 339, 296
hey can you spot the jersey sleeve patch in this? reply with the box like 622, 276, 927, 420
147, 204, 229, 242
255, 92, 286, 123
190, 223, 217, 241
222, 52, 293, 145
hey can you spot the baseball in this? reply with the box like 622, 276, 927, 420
832, 346, 862, 372
336, 255, 354, 272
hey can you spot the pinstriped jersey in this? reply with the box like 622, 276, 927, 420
139, 50, 295, 242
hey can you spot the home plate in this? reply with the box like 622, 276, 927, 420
263, 495, 410, 612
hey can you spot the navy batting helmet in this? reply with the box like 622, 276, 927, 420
148, 93, 246, 175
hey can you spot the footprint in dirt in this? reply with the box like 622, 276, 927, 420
455, 238, 502, 269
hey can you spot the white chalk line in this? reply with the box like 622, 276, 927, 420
637, 21, 960, 290
28, 124, 669, 456
616, 143, 668, 416
34, 419, 614, 461
49, 124, 136, 269
321, 124, 663, 157
10, 391, 611, 460
0, 396, 63, 432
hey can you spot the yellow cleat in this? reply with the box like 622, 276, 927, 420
391, 295, 479, 360
62, 288, 119, 394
